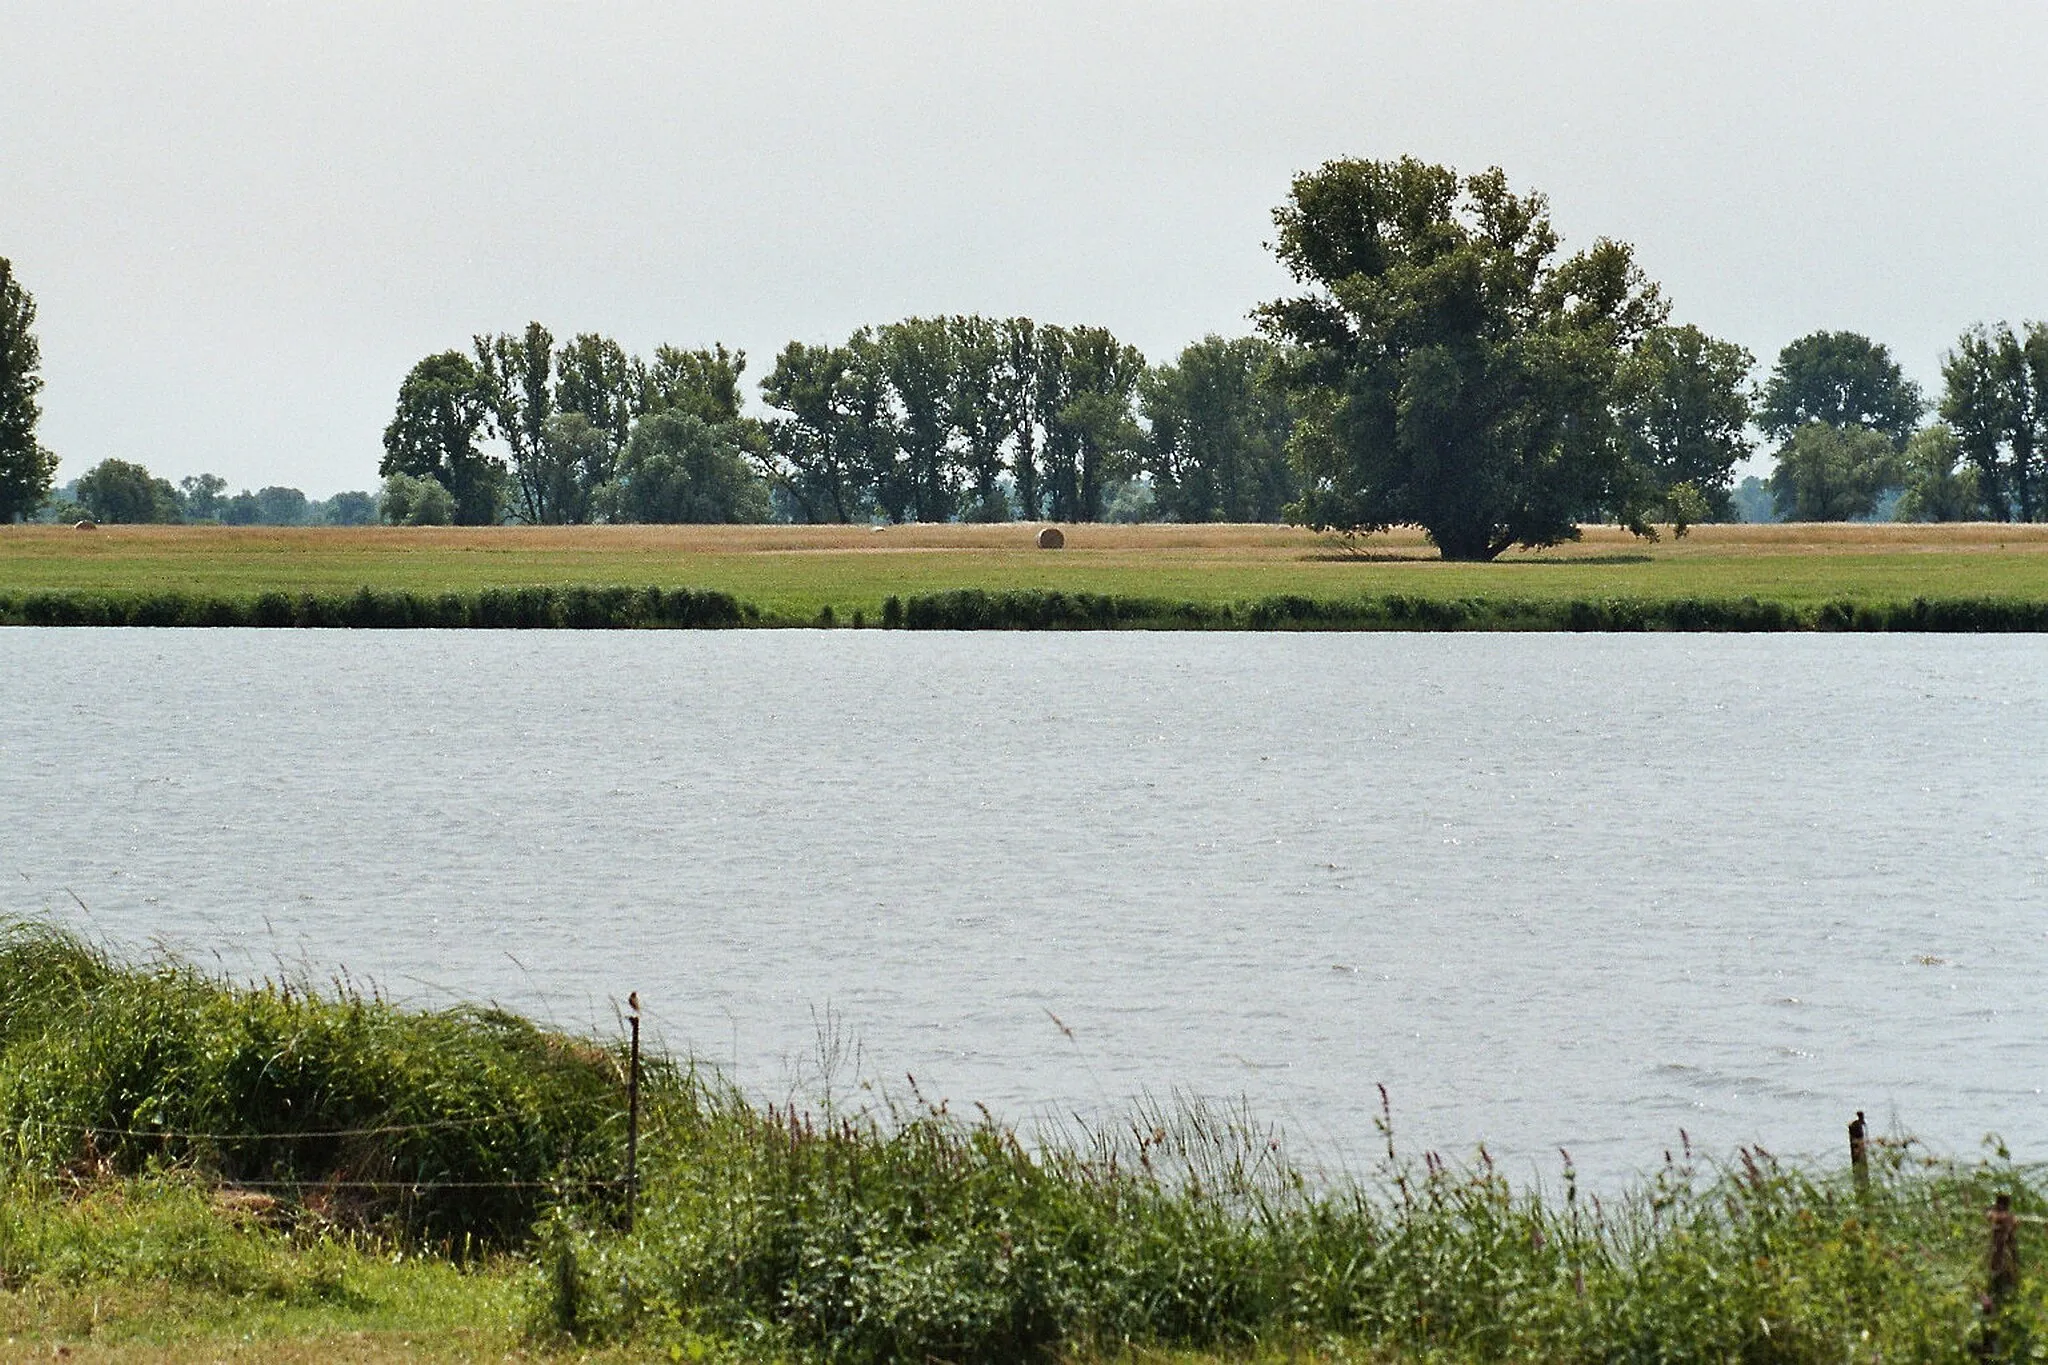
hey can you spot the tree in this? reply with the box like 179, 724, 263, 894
0, 257, 57, 521
1617, 324, 1754, 521
380, 351, 501, 525
553, 333, 639, 462
878, 318, 961, 522
1258, 157, 1668, 560
1893, 423, 1985, 522
1759, 331, 1923, 445
605, 410, 769, 523
1141, 336, 1296, 522
379, 472, 454, 525
1939, 322, 2047, 521
253, 486, 309, 525
474, 323, 560, 524
1038, 325, 1144, 522
759, 341, 871, 523
76, 458, 182, 523
642, 343, 746, 426
318, 490, 378, 525
947, 315, 1021, 521
178, 473, 229, 521
1769, 423, 1899, 521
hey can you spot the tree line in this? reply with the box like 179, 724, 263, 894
5, 156, 2048, 549
373, 319, 1297, 528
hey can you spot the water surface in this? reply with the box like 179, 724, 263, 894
3, 630, 2044, 1185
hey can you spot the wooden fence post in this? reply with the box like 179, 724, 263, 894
625, 991, 641, 1233
1848, 1110, 1868, 1193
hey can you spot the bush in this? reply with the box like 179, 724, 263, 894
0, 923, 635, 1247
379, 472, 455, 526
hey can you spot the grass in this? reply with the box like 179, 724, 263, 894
2, 522, 2047, 626
3, 923, 2048, 1361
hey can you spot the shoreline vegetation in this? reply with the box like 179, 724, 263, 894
2, 924, 2045, 1361
4, 522, 2048, 632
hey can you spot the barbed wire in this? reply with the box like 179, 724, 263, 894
6, 1111, 629, 1143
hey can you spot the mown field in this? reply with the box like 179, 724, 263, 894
3, 522, 2046, 625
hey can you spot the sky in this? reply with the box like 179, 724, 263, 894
5, 1, 2047, 496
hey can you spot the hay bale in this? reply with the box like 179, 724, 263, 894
73, 519, 97, 530
1037, 526, 1065, 550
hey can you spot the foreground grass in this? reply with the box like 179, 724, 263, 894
3, 522, 2047, 624
5, 923, 2048, 1361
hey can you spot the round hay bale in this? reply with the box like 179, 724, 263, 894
73, 519, 97, 530
1036, 526, 1065, 550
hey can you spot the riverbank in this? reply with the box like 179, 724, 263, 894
2, 522, 2047, 629
1, 924, 2042, 1361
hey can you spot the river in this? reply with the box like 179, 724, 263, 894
3, 629, 2043, 1186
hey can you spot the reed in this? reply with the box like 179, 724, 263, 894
2, 925, 2042, 1360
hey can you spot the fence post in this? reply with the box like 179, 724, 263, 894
1990, 1194, 2019, 1303
1848, 1110, 1868, 1193
625, 991, 641, 1233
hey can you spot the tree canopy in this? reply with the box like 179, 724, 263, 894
1258, 157, 1671, 559
1759, 331, 1923, 445
379, 351, 502, 525
0, 258, 57, 522
1940, 322, 2047, 521
77, 458, 182, 523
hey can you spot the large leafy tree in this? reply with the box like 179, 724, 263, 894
606, 410, 769, 524
1038, 325, 1144, 523
0, 257, 58, 522
1617, 324, 1755, 521
1893, 423, 1985, 523
76, 458, 182, 523
1259, 157, 1667, 560
1759, 332, 1923, 445
380, 351, 502, 525
1768, 423, 1899, 521
642, 343, 746, 426
878, 318, 961, 523
759, 341, 871, 523
1940, 322, 2047, 522
473, 322, 560, 524
1141, 335, 1296, 523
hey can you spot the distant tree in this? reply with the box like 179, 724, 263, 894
759, 341, 871, 523
0, 257, 57, 522
641, 343, 746, 426
1002, 318, 1042, 519
1141, 335, 1296, 522
474, 322, 561, 523
318, 490, 378, 526
1939, 322, 2048, 522
1730, 476, 1778, 524
878, 318, 961, 523
1618, 324, 1755, 521
1893, 423, 1985, 522
553, 333, 639, 462
947, 315, 1022, 521
1259, 157, 1668, 559
1769, 423, 1899, 521
77, 458, 182, 523
380, 351, 501, 524
1759, 331, 1923, 445
605, 410, 769, 523
252, 486, 309, 525
178, 473, 229, 521
379, 472, 454, 526
1038, 325, 1144, 522
531, 413, 610, 525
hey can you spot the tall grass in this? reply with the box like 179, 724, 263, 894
3, 925, 2044, 1360
548, 1077, 2045, 1362
0, 924, 635, 1247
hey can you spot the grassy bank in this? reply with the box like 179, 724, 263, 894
2, 522, 2047, 629
2, 924, 2046, 1360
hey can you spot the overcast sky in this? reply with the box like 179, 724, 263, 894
6, 1, 2046, 495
